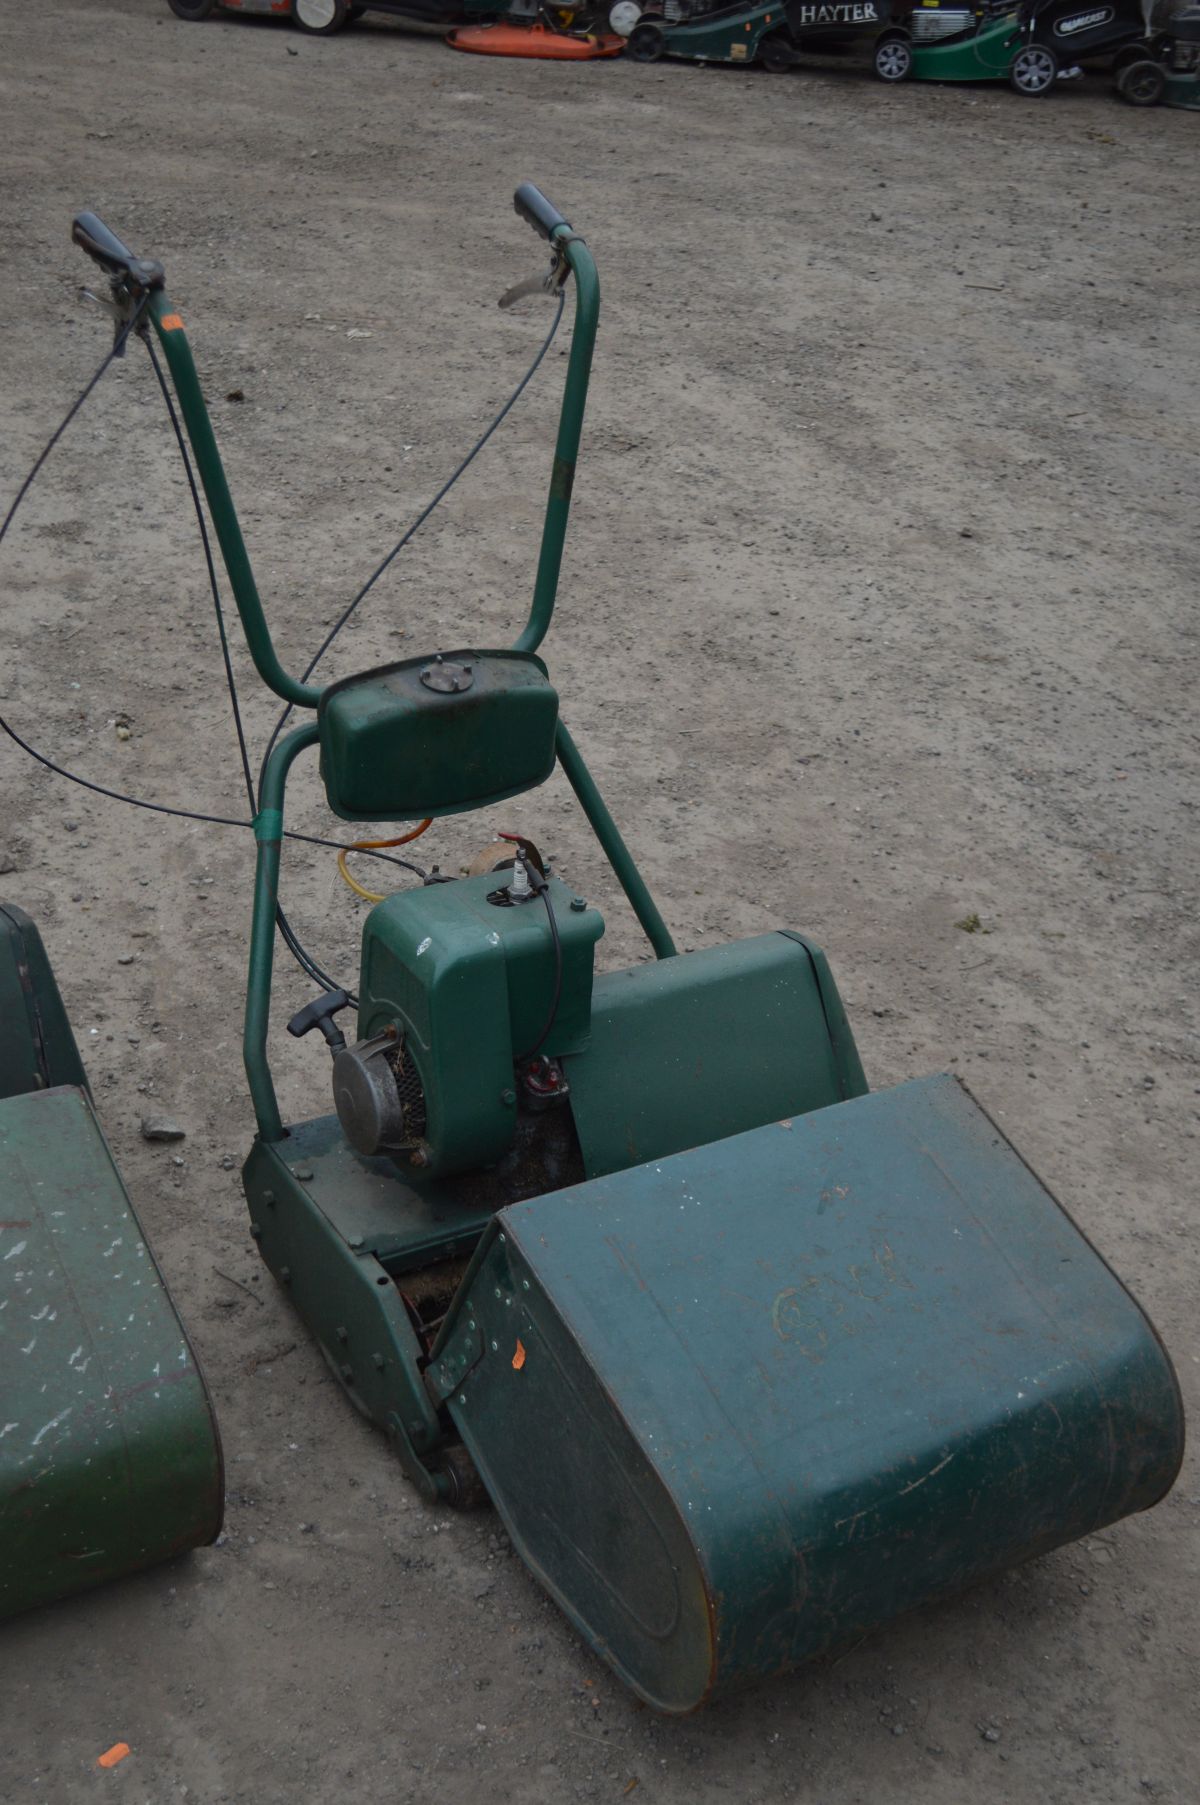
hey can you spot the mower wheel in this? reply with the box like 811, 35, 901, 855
1009, 43, 1058, 94
292, 0, 348, 32
167, 0, 218, 18
1116, 56, 1167, 103
873, 31, 912, 81
434, 1444, 489, 1512
627, 18, 666, 59
760, 30, 794, 70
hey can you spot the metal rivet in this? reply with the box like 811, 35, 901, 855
372, 1353, 385, 1370
494, 1287, 502, 1299
336, 1326, 348, 1343
458, 1394, 467, 1406
249, 1222, 262, 1240
262, 1190, 275, 1206
570, 896, 587, 912
348, 1234, 364, 1250
490, 1339, 498, 1351
500, 1088, 516, 1106
468, 1320, 476, 1331
522, 1279, 530, 1291
279, 1266, 291, 1284
498, 1233, 506, 1245
341, 1364, 353, 1381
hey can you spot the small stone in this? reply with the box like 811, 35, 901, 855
142, 1115, 186, 1142
220, 1155, 237, 1170
473, 1578, 495, 1599
982, 1727, 1001, 1744
115, 723, 132, 741
0, 850, 18, 875
117, 953, 135, 965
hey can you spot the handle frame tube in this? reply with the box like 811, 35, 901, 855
555, 722, 676, 960
513, 235, 599, 656
244, 722, 321, 1141
148, 291, 320, 710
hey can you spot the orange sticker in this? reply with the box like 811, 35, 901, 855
159, 313, 185, 332
512, 1339, 526, 1371
97, 1744, 131, 1770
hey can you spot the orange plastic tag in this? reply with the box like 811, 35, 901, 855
97, 1743, 131, 1770
512, 1339, 526, 1371
159, 313, 184, 332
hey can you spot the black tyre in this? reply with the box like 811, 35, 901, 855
760, 30, 794, 71
167, 0, 218, 19
292, 0, 349, 33
434, 1444, 489, 1512
874, 31, 912, 81
627, 19, 666, 59
1116, 57, 1166, 103
1010, 43, 1058, 94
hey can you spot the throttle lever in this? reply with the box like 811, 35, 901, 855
498, 230, 585, 312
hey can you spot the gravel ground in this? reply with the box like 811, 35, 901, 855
1, 1, 1197, 1800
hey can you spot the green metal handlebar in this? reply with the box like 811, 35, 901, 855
513, 232, 599, 656
143, 196, 597, 703
147, 291, 321, 710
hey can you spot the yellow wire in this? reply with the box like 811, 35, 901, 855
336, 848, 386, 904
335, 820, 433, 906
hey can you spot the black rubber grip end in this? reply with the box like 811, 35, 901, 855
513, 183, 569, 242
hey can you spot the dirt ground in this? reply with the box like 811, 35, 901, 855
1, 0, 1197, 1799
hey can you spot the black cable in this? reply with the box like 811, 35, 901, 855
515, 860, 563, 1064
145, 336, 256, 813
258, 289, 567, 795
0, 331, 424, 873
0, 301, 148, 545
146, 335, 348, 993
0, 709, 424, 874
1, 282, 565, 1003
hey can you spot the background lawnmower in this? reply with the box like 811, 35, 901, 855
1112, 0, 1200, 102
166, 0, 504, 35
874, 0, 1175, 92
624, 0, 899, 68
61, 186, 1184, 1712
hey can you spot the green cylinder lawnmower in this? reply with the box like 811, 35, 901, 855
18, 185, 1181, 1706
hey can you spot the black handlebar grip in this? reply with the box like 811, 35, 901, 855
513, 183, 570, 243
73, 212, 138, 273
72, 212, 164, 289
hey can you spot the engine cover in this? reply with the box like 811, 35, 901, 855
353, 872, 604, 1179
